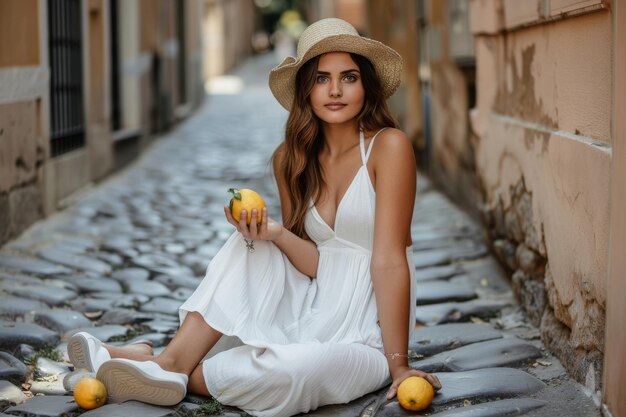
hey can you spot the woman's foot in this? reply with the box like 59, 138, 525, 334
109, 340, 154, 357
67, 332, 111, 373
68, 333, 155, 372
96, 359, 188, 406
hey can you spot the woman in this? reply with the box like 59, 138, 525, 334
67, 18, 441, 417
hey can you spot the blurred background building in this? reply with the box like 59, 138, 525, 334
0, 0, 623, 415
1, 0, 203, 243
0, 0, 259, 244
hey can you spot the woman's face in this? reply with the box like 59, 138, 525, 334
309, 52, 365, 125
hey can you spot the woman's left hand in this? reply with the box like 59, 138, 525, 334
386, 366, 442, 400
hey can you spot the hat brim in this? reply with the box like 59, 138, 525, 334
269, 35, 403, 111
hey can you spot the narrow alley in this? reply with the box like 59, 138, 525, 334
0, 53, 604, 416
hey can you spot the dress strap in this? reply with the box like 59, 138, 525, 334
364, 128, 388, 164
358, 128, 367, 165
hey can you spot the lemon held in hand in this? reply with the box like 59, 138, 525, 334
397, 376, 435, 411
73, 377, 107, 410
228, 188, 266, 225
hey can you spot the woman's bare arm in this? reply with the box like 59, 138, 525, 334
369, 129, 441, 397
223, 144, 319, 277
271, 144, 320, 278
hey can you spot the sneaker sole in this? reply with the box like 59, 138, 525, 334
67, 334, 94, 372
97, 361, 186, 406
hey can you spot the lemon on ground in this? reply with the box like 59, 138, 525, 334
397, 376, 435, 411
73, 377, 107, 410
228, 188, 266, 225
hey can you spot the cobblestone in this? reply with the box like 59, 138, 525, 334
415, 299, 511, 326
409, 323, 502, 357
411, 337, 542, 373
0, 54, 602, 416
33, 358, 70, 378
4, 395, 78, 416
0, 255, 72, 276
32, 310, 92, 334
0, 380, 26, 406
0, 297, 49, 319
0, 322, 59, 351
432, 368, 546, 406
415, 281, 477, 305
414, 265, 462, 282
0, 352, 29, 384
431, 398, 547, 417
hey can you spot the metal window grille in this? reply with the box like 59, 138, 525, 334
109, 0, 122, 130
176, 0, 187, 105
48, 0, 85, 157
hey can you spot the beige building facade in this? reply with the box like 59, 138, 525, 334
0, 0, 206, 246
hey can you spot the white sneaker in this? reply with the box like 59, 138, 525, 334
67, 332, 111, 373
96, 359, 188, 406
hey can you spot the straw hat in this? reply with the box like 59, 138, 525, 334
269, 18, 403, 111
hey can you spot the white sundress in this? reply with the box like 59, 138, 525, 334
179, 128, 417, 417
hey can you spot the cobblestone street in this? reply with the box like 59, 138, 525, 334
0, 54, 603, 417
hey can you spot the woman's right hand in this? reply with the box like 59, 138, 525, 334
224, 206, 284, 242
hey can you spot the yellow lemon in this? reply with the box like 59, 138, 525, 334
397, 376, 435, 411
228, 188, 266, 225
73, 377, 107, 410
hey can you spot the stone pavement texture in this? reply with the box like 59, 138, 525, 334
0, 53, 602, 417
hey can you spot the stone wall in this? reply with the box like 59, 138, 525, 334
483, 176, 605, 388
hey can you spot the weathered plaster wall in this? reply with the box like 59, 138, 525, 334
429, 60, 481, 217
0, 101, 44, 243
603, 0, 626, 414
0, 101, 40, 193
495, 14, 611, 143
471, 6, 611, 393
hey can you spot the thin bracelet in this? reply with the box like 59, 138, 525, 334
385, 352, 410, 360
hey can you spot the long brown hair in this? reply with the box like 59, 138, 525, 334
273, 53, 398, 238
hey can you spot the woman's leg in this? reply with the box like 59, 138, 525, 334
188, 363, 211, 397
104, 343, 154, 361
155, 312, 222, 375
198, 343, 390, 417
104, 312, 222, 377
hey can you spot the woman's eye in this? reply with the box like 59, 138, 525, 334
316, 75, 328, 83
344, 74, 357, 82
